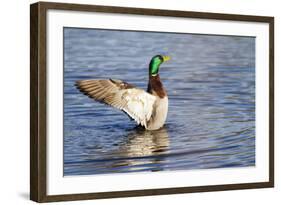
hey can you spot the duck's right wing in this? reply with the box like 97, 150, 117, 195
75, 79, 156, 127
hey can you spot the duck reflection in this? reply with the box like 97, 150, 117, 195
74, 126, 171, 174
119, 126, 170, 157
108, 126, 170, 172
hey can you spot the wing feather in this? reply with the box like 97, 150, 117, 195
75, 79, 156, 127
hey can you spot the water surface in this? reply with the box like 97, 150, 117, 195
63, 28, 255, 176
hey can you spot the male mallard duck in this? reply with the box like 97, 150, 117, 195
75, 55, 170, 130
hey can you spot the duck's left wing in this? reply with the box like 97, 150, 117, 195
75, 79, 156, 128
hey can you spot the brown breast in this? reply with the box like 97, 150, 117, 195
147, 75, 167, 98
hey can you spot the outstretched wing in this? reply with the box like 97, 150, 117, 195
75, 79, 156, 127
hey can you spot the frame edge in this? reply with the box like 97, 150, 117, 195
43, 182, 273, 202
30, 2, 48, 203
38, 1, 274, 22
30, 2, 40, 202
268, 17, 274, 187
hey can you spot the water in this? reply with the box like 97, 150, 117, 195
63, 28, 255, 176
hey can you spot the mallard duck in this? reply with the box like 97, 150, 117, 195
75, 55, 170, 130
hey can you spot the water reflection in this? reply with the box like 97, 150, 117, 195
64, 127, 170, 174
64, 124, 254, 175
108, 127, 170, 172
116, 127, 170, 157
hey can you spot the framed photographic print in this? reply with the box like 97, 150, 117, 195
30, 1, 274, 202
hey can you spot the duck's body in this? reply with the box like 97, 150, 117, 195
146, 75, 168, 130
76, 55, 170, 130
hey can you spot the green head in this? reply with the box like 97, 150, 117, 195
149, 55, 170, 76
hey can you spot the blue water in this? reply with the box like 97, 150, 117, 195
63, 28, 255, 176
